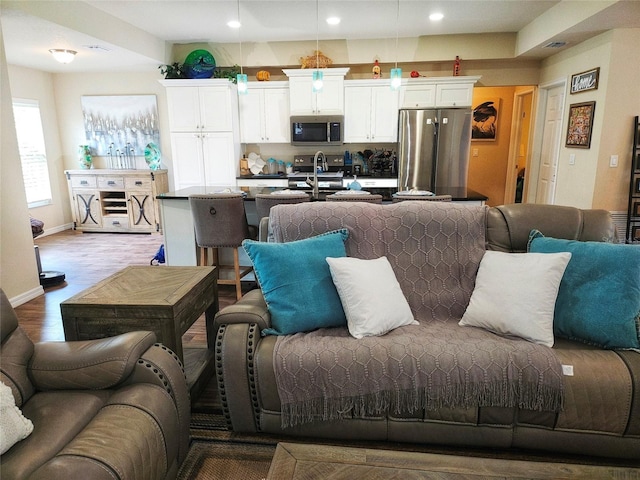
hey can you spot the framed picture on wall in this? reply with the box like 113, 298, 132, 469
81, 95, 160, 156
472, 99, 500, 141
565, 101, 596, 148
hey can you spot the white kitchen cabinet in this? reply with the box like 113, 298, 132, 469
161, 79, 240, 190
170, 132, 237, 188
239, 82, 290, 143
283, 68, 349, 115
401, 84, 437, 108
400, 76, 480, 108
344, 81, 399, 143
436, 82, 476, 107
164, 83, 234, 132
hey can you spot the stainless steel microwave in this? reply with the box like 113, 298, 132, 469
290, 115, 344, 146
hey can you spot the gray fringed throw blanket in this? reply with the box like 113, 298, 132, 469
269, 202, 565, 428
274, 322, 564, 428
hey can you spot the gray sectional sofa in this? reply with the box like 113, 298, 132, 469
214, 202, 639, 460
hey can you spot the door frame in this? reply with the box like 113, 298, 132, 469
527, 78, 567, 204
504, 87, 536, 204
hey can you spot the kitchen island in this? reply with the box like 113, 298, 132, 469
157, 185, 487, 267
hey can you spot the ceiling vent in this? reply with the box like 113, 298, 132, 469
544, 41, 567, 48
83, 45, 112, 52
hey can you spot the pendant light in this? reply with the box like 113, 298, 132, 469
390, 0, 402, 91
312, 0, 323, 93
235, 0, 248, 95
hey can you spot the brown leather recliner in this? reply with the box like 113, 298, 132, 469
0, 289, 190, 480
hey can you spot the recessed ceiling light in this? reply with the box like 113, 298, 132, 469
326, 16, 340, 25
429, 12, 444, 21
227, 20, 241, 28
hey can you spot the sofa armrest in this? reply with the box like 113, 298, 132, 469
214, 288, 272, 331
29, 331, 156, 391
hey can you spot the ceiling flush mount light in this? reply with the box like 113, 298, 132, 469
313, 0, 323, 93
429, 12, 444, 21
390, 0, 402, 90
326, 16, 340, 25
235, 0, 248, 95
227, 20, 241, 28
49, 49, 77, 64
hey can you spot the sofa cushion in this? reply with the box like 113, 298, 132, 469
0, 381, 33, 454
528, 231, 640, 349
326, 256, 418, 339
459, 250, 571, 347
243, 229, 349, 335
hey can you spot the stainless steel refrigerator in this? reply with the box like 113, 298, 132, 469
397, 108, 472, 192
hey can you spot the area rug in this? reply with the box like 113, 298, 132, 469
177, 439, 275, 480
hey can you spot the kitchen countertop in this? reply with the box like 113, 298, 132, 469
158, 185, 487, 202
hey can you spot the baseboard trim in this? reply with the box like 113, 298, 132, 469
10, 285, 45, 307
41, 223, 74, 237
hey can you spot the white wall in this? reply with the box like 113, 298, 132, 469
8, 65, 71, 233
52, 72, 173, 186
537, 28, 640, 210
1, 30, 42, 303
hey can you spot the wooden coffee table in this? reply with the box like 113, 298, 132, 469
267, 443, 639, 479
61, 265, 218, 399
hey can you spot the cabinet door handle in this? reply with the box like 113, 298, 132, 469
112, 221, 121, 225
135, 181, 142, 185
80, 180, 88, 185
108, 181, 115, 185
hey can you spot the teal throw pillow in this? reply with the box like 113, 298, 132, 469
243, 230, 349, 335
528, 230, 640, 349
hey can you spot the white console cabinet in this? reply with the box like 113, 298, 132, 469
161, 79, 240, 189
66, 169, 168, 233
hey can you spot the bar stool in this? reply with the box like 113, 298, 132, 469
189, 194, 258, 300
392, 194, 452, 203
255, 192, 310, 220
325, 193, 383, 203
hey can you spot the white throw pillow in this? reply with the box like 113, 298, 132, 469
459, 251, 572, 347
326, 256, 418, 339
0, 381, 34, 454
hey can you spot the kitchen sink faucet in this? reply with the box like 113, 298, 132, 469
308, 150, 327, 200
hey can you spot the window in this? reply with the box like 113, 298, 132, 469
12, 99, 53, 208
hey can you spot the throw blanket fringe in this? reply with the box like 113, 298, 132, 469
280, 382, 564, 429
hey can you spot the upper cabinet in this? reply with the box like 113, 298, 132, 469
239, 82, 290, 143
400, 76, 481, 108
164, 81, 235, 132
161, 79, 240, 189
283, 68, 349, 115
344, 80, 399, 143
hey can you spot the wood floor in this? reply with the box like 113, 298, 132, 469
14, 229, 247, 346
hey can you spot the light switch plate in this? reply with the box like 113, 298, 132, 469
610, 155, 619, 167
569, 154, 575, 165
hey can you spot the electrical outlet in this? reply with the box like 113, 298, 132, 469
610, 155, 619, 167
472, 148, 479, 157
569, 154, 575, 165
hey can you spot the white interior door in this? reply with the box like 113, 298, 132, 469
536, 85, 564, 204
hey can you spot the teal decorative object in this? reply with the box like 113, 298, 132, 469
184, 49, 216, 79
78, 145, 92, 169
242, 230, 349, 335
529, 230, 640, 349
144, 142, 162, 170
